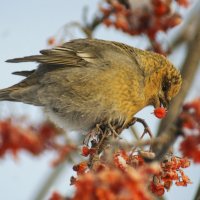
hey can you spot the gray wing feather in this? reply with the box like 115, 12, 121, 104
5, 39, 101, 66
5, 39, 135, 68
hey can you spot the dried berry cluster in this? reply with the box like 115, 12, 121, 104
0, 119, 76, 165
179, 98, 200, 163
50, 148, 190, 200
150, 156, 191, 196
101, 0, 189, 52
47, 0, 189, 53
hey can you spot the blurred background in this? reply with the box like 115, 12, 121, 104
0, 0, 200, 199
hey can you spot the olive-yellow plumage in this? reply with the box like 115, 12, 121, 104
0, 39, 182, 131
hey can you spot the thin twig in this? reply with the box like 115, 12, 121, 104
130, 126, 140, 140
33, 161, 69, 200
82, 9, 113, 38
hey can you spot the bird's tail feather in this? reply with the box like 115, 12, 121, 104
0, 88, 14, 101
6, 56, 41, 63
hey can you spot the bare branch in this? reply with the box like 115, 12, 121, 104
170, 2, 200, 49
194, 181, 200, 200
33, 161, 69, 200
83, 12, 113, 38
157, 14, 200, 136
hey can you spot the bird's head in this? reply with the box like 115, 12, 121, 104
157, 65, 182, 109
132, 47, 182, 110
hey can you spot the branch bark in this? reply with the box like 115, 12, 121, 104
169, 2, 200, 50
157, 14, 200, 136
33, 161, 69, 200
150, 14, 200, 160
194, 182, 200, 200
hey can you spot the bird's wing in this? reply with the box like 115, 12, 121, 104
6, 39, 149, 83
109, 41, 166, 77
5, 39, 112, 67
6, 39, 144, 70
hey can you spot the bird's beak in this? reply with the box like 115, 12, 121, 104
159, 97, 169, 109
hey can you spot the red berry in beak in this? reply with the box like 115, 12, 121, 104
153, 107, 167, 119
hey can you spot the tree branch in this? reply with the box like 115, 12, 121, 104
194, 181, 200, 200
169, 2, 200, 50
33, 162, 69, 200
157, 14, 200, 136
148, 13, 200, 161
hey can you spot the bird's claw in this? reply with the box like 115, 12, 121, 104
127, 117, 153, 139
83, 123, 103, 145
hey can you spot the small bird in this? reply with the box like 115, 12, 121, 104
0, 39, 181, 132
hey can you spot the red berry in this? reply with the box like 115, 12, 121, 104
82, 146, 90, 156
73, 162, 88, 174
153, 107, 167, 119
48, 37, 55, 45
103, 19, 113, 27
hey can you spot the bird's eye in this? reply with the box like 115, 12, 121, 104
162, 80, 171, 91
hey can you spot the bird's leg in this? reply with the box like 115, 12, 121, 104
87, 121, 129, 168
88, 123, 111, 168
126, 117, 153, 138
95, 123, 121, 153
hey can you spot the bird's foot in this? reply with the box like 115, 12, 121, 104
87, 122, 123, 168
83, 123, 103, 145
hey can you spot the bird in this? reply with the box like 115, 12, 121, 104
0, 38, 182, 133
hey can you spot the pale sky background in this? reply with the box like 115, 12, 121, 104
0, 0, 200, 200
